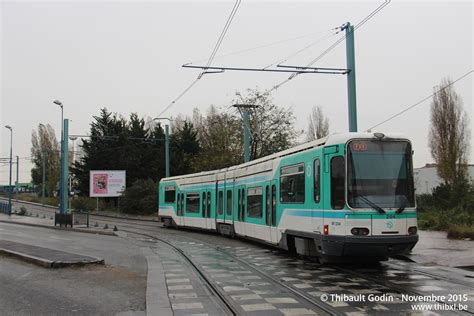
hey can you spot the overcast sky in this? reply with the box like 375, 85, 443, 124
1, 0, 472, 184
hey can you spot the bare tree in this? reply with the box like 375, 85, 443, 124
233, 88, 299, 160
31, 124, 61, 196
429, 78, 470, 185
305, 105, 330, 142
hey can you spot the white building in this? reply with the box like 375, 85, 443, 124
414, 164, 474, 195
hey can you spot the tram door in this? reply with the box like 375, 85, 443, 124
235, 185, 246, 236
312, 158, 323, 233
269, 180, 278, 244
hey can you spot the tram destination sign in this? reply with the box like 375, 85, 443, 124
89, 170, 126, 197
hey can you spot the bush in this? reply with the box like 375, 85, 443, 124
71, 197, 97, 212
120, 179, 157, 215
18, 206, 27, 216
447, 224, 474, 240
417, 182, 474, 235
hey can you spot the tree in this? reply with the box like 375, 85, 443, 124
305, 105, 329, 142
192, 106, 242, 171
170, 120, 201, 175
233, 88, 299, 160
120, 178, 157, 215
30, 124, 60, 197
72, 108, 166, 195
429, 78, 471, 186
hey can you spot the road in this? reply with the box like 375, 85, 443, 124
1, 199, 473, 315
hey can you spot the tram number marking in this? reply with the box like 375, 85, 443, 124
386, 214, 396, 219
352, 142, 368, 151
306, 164, 311, 177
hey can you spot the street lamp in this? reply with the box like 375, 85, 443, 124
53, 100, 66, 213
4, 125, 12, 215
153, 117, 172, 178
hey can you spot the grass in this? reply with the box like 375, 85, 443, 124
418, 208, 473, 240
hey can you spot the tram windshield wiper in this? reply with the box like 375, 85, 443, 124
358, 195, 386, 214
396, 199, 407, 214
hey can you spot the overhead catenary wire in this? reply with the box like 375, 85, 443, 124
365, 70, 473, 131
187, 28, 335, 66
199, 0, 242, 79
158, 0, 241, 117
267, 0, 391, 94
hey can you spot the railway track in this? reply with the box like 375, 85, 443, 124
124, 229, 333, 315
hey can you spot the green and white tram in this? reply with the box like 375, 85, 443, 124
158, 132, 418, 261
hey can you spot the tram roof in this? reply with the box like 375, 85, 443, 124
161, 132, 408, 183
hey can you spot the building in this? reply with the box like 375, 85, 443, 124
414, 164, 474, 195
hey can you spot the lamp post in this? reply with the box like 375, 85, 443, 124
4, 125, 12, 215
53, 100, 64, 211
153, 117, 172, 178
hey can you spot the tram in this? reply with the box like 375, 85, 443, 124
158, 132, 418, 261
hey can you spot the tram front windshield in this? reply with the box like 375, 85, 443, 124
347, 140, 415, 209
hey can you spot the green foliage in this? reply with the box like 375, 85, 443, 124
72, 108, 166, 195
171, 120, 201, 175
120, 179, 157, 215
417, 183, 474, 235
71, 197, 97, 212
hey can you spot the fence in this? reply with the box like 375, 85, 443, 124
72, 211, 89, 228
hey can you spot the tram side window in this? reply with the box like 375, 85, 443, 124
247, 186, 263, 218
218, 191, 224, 215
331, 156, 345, 210
207, 192, 211, 217
280, 164, 305, 203
314, 159, 321, 203
186, 193, 200, 213
202, 192, 206, 217
226, 190, 233, 216
164, 186, 176, 203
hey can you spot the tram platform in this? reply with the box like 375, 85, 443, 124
0, 240, 104, 268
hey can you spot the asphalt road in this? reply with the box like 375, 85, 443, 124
0, 222, 147, 315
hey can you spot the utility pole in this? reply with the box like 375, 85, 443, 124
233, 104, 258, 163
343, 22, 358, 132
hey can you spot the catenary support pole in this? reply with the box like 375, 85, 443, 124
344, 22, 358, 132
42, 152, 46, 205
165, 124, 170, 178
243, 110, 250, 162
15, 156, 19, 208
60, 119, 69, 214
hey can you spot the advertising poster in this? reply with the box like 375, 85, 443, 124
89, 170, 126, 197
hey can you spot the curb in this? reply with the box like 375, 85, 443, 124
0, 220, 117, 236
0, 247, 104, 268
143, 247, 173, 316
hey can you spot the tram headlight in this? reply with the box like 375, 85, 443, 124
351, 227, 370, 236
408, 226, 417, 235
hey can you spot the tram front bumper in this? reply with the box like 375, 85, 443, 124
320, 234, 419, 257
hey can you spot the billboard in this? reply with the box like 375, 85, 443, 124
89, 170, 126, 197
